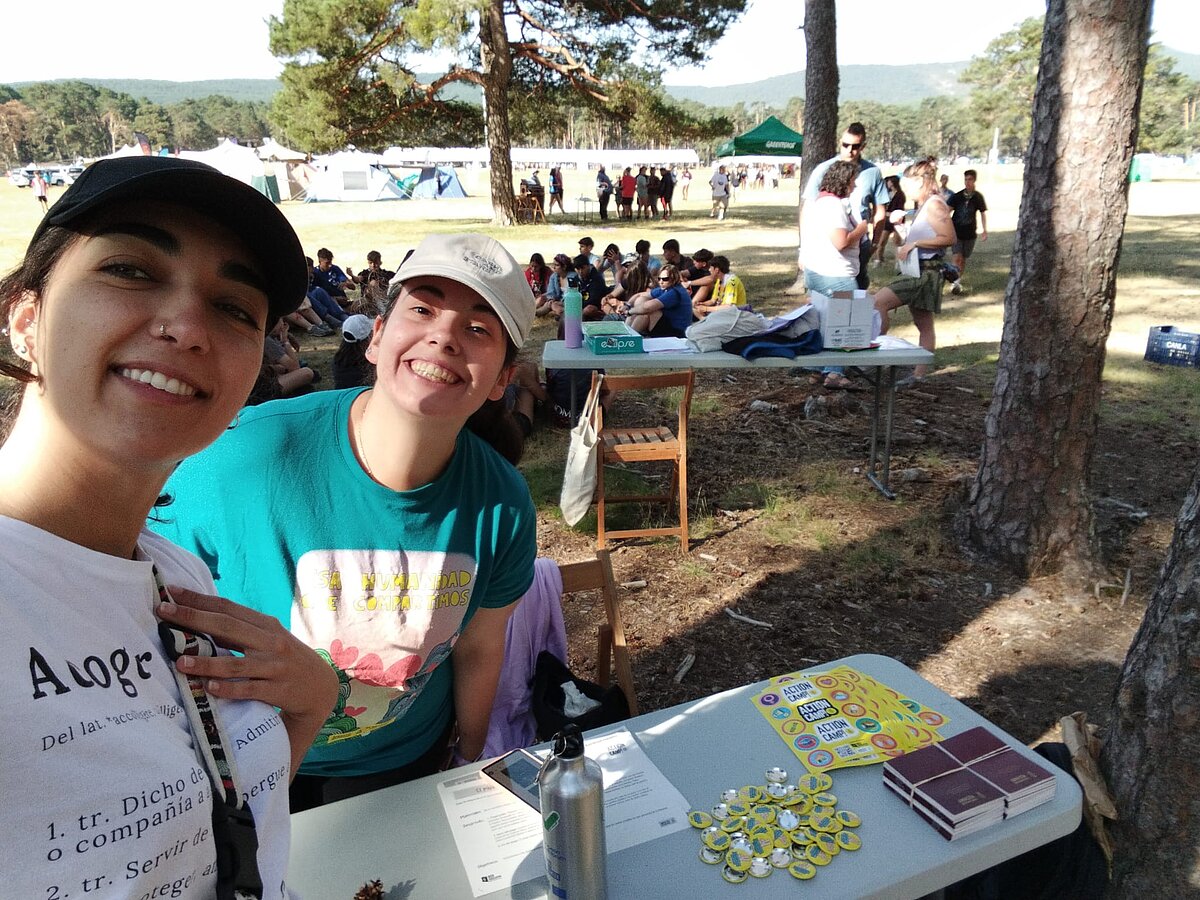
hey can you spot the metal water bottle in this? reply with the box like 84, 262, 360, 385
538, 724, 608, 900
563, 283, 584, 349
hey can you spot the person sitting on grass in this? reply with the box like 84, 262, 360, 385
598, 243, 623, 286
573, 254, 609, 320
312, 247, 355, 306
357, 250, 395, 293
635, 239, 662, 277
503, 361, 549, 438
692, 254, 747, 318
600, 254, 651, 318
525, 252, 552, 310
542, 253, 573, 311
265, 319, 320, 397
333, 314, 377, 389
620, 263, 692, 338
680, 248, 716, 307
284, 298, 333, 336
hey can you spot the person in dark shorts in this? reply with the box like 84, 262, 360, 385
947, 169, 988, 293
621, 263, 693, 337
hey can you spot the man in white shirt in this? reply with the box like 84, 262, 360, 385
709, 165, 731, 220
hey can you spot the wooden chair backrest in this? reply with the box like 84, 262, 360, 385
556, 549, 638, 716
590, 369, 694, 442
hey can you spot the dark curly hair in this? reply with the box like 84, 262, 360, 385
818, 160, 860, 199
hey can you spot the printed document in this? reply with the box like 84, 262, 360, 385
436, 727, 691, 896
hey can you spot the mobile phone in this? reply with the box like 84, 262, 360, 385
481, 748, 543, 810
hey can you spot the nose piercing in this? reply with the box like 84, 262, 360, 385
159, 323, 168, 338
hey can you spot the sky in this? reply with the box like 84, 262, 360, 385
0, 0, 1196, 87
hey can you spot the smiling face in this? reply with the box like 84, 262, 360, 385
9, 201, 269, 472
366, 276, 512, 425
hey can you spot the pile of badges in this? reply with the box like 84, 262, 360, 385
752, 665, 951, 774
687, 766, 863, 884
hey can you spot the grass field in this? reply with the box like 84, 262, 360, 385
5, 163, 1197, 428
4, 163, 1198, 741
5, 163, 1198, 454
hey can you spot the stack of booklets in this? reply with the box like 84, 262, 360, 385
882, 726, 1056, 840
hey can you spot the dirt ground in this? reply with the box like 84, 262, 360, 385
538, 360, 1185, 748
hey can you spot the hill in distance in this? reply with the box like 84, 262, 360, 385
9, 46, 1196, 110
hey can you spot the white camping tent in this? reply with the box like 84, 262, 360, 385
306, 150, 406, 201
104, 143, 150, 159
258, 138, 307, 162
180, 138, 266, 184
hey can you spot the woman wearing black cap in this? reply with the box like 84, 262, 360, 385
0, 156, 337, 899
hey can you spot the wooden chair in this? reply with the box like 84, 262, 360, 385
558, 550, 639, 716
515, 182, 546, 224
592, 369, 694, 554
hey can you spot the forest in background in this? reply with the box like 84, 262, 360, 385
2, 25, 1196, 169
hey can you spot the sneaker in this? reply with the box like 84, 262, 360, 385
309, 324, 334, 337
871, 259, 882, 269
950, 280, 963, 295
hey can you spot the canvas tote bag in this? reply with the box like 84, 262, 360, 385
559, 374, 604, 526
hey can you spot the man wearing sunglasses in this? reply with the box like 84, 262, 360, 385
801, 122, 890, 290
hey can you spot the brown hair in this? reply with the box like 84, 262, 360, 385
819, 160, 859, 198
0, 225, 82, 386
624, 260, 651, 295
903, 157, 940, 201
657, 264, 681, 287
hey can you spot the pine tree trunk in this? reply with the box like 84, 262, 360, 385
1101, 461, 1200, 893
788, 0, 838, 291
965, 0, 1152, 576
479, 0, 515, 226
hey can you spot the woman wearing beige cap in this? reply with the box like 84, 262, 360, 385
152, 233, 538, 811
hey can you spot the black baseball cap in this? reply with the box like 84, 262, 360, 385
29, 156, 308, 322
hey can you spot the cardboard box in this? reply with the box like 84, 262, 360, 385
811, 291, 876, 349
583, 321, 644, 355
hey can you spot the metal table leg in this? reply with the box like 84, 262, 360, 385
865, 365, 898, 500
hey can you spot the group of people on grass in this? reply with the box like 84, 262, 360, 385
593, 165, 683, 221
523, 234, 748, 340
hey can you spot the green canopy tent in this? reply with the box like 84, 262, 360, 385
715, 116, 803, 158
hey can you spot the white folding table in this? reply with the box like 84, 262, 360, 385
542, 340, 934, 497
288, 653, 1081, 899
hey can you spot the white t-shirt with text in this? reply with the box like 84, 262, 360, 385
0, 520, 294, 899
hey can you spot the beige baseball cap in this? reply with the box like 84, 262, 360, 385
395, 233, 534, 347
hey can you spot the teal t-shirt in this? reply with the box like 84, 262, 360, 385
150, 388, 537, 776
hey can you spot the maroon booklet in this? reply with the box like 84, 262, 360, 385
885, 764, 1004, 823
883, 741, 961, 790
972, 747, 1056, 802
939, 726, 1008, 765
884, 780, 1002, 841
884, 726, 1056, 839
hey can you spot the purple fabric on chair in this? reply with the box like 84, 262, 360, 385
483, 558, 567, 757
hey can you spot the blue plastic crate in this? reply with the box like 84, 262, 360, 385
1145, 326, 1200, 368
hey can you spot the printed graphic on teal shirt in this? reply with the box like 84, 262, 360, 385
293, 548, 477, 744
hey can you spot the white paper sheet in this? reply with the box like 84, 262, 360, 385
436, 727, 692, 897
875, 334, 921, 351
642, 337, 694, 353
